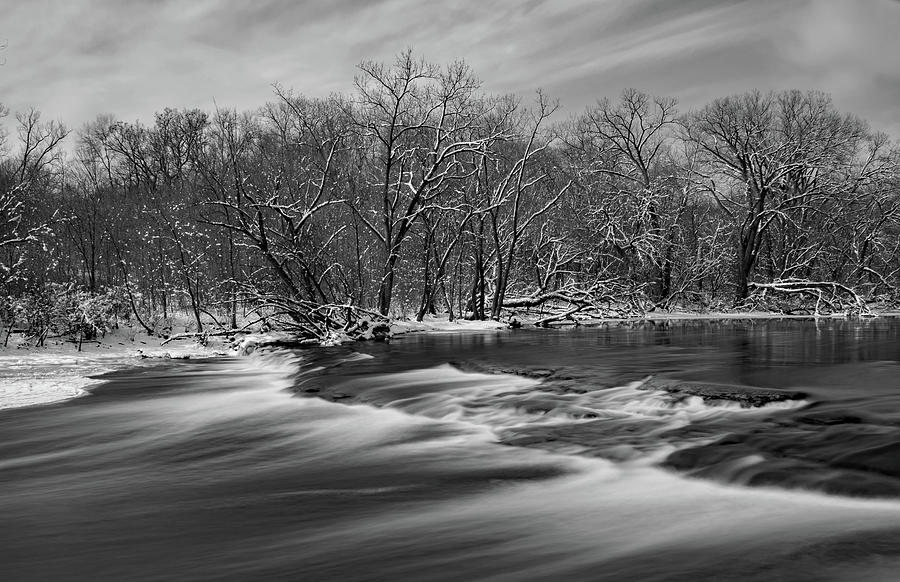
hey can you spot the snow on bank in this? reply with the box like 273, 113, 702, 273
230, 317, 507, 355
0, 328, 226, 411
6, 310, 890, 411
390, 315, 506, 334
0, 318, 509, 411
0, 373, 96, 410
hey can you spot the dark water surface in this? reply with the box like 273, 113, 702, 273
3, 319, 900, 581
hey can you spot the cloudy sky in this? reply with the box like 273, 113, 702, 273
2, 0, 899, 136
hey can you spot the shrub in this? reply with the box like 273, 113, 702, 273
9, 284, 130, 347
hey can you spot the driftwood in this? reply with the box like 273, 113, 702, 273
161, 300, 392, 346
503, 280, 649, 326
257, 300, 389, 339
748, 279, 871, 316
533, 306, 583, 327
161, 328, 248, 346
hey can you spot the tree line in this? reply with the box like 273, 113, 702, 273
2, 50, 899, 342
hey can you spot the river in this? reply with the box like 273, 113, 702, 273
3, 318, 900, 581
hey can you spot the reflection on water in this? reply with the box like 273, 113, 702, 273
2, 319, 900, 581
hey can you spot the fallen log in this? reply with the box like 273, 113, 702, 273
503, 280, 649, 323
748, 279, 871, 316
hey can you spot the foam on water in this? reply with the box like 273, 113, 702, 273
253, 366, 900, 580
6, 325, 900, 580
320, 364, 809, 467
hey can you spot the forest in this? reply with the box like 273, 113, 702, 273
2, 50, 899, 344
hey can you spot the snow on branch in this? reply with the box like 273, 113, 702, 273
747, 279, 871, 316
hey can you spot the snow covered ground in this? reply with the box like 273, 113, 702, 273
389, 315, 507, 334
7, 311, 885, 412
0, 317, 508, 411
0, 329, 225, 411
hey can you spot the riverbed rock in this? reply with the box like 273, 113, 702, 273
662, 421, 900, 498
641, 380, 807, 407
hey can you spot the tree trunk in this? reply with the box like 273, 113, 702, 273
736, 229, 760, 303
378, 252, 398, 316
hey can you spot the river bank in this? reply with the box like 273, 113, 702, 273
5, 318, 900, 579
0, 327, 232, 410
3, 311, 898, 411
0, 316, 508, 410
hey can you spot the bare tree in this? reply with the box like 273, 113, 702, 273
350, 50, 513, 315
0, 107, 69, 285
578, 89, 679, 297
480, 92, 573, 319
683, 90, 876, 303
196, 93, 367, 338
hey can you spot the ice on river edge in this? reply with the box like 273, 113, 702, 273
0, 328, 227, 410
6, 310, 859, 412
0, 316, 508, 411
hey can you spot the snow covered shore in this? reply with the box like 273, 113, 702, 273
0, 329, 226, 411
0, 316, 507, 411
389, 315, 507, 334
4, 311, 894, 411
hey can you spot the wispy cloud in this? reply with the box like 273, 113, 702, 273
1, 0, 898, 136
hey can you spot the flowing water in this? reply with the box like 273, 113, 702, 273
3, 318, 900, 581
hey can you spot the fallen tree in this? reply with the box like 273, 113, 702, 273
747, 279, 872, 316
502, 279, 649, 326
248, 297, 392, 344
